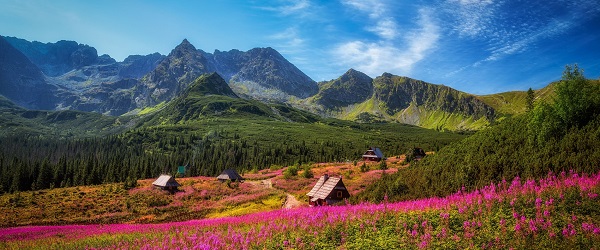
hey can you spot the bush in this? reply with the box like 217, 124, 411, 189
123, 177, 137, 190
379, 160, 388, 170
360, 162, 369, 172
302, 166, 314, 179
283, 165, 299, 179
270, 165, 283, 171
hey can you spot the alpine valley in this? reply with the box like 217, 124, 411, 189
2, 32, 600, 249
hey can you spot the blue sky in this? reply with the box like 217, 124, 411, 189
1, 0, 599, 94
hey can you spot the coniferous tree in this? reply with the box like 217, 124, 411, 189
526, 87, 535, 112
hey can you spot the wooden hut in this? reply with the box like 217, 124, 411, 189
152, 174, 180, 191
412, 147, 426, 161
306, 174, 350, 206
362, 147, 384, 162
217, 169, 244, 182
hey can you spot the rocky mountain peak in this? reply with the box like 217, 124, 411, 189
340, 68, 372, 83
171, 39, 200, 57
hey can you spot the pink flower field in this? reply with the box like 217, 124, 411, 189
1, 171, 599, 249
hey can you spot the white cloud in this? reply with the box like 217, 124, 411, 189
269, 27, 305, 53
367, 18, 399, 40
341, 0, 399, 40
334, 8, 440, 76
259, 0, 310, 16
445, 0, 496, 37
342, 0, 386, 18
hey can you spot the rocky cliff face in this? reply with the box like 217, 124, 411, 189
306, 71, 497, 130
4, 36, 166, 115
136, 40, 318, 107
134, 39, 216, 107
4, 36, 99, 77
4, 36, 318, 115
0, 36, 57, 110
120, 53, 165, 79
227, 47, 318, 99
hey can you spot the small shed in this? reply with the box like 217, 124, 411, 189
307, 174, 350, 206
412, 147, 426, 161
217, 169, 244, 182
152, 174, 180, 191
362, 147, 384, 162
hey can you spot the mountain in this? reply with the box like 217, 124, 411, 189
223, 47, 318, 100
140, 73, 320, 124
0, 36, 57, 110
306, 71, 496, 131
4, 36, 100, 77
3, 36, 166, 115
136, 39, 318, 108
311, 68, 373, 108
134, 39, 216, 107
3, 35, 532, 131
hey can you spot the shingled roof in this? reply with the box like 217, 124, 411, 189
152, 174, 180, 188
362, 147, 384, 159
217, 169, 244, 182
307, 175, 343, 201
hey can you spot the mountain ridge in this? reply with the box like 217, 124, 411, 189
1, 35, 547, 130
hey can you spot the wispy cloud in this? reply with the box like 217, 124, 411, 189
442, 0, 600, 72
342, 0, 386, 18
367, 18, 399, 40
258, 0, 310, 16
341, 0, 399, 40
269, 27, 305, 53
334, 7, 440, 76
449, 0, 495, 37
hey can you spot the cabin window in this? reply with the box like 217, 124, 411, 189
337, 191, 343, 198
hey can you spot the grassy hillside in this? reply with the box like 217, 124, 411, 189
477, 82, 558, 115
356, 66, 600, 203
0, 158, 406, 227
0, 95, 134, 138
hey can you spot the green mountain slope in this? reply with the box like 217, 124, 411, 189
477, 82, 558, 115
139, 73, 319, 124
308, 72, 496, 131
0, 95, 133, 138
310, 69, 373, 109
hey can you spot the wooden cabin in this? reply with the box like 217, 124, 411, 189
152, 174, 180, 191
362, 147, 384, 162
307, 174, 350, 206
413, 147, 426, 161
217, 169, 244, 182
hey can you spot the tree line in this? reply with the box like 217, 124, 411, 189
0, 123, 457, 193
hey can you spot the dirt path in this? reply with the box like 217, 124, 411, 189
249, 178, 301, 209
262, 179, 272, 189
283, 193, 301, 209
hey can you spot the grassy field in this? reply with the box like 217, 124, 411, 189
0, 158, 406, 227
